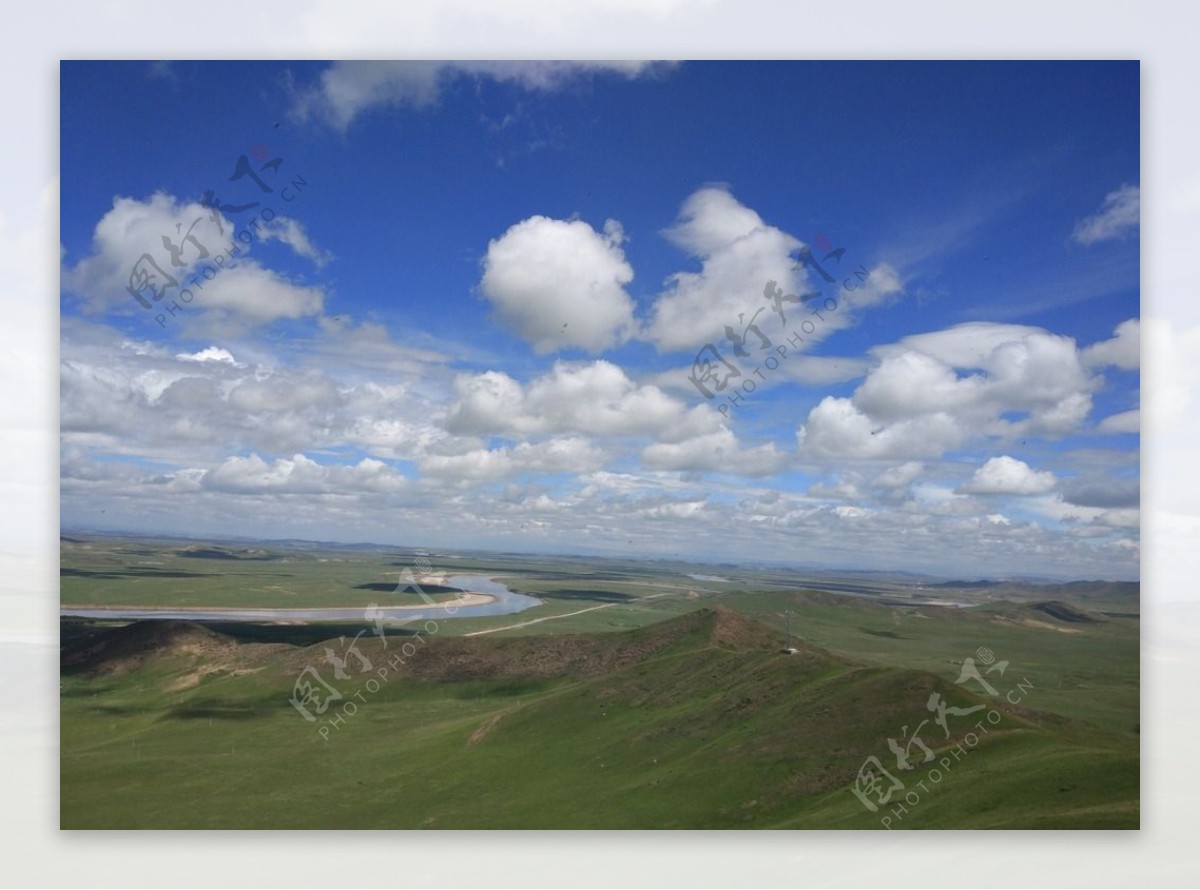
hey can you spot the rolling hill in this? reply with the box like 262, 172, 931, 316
59, 607, 1138, 829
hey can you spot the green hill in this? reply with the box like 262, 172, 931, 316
60, 608, 1137, 829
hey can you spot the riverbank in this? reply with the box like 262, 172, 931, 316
59, 574, 542, 623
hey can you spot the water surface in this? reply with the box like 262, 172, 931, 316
60, 574, 542, 623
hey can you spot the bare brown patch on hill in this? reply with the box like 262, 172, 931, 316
63, 608, 845, 695
266, 606, 830, 682
62, 620, 285, 679
704, 605, 784, 648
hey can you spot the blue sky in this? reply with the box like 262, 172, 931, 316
59, 60, 1140, 578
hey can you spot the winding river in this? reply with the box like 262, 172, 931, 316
59, 574, 543, 623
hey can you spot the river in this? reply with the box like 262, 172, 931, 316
59, 574, 543, 623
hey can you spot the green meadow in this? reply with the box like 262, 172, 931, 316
59, 535, 1139, 829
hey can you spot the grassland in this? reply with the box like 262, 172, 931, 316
59, 534, 1139, 829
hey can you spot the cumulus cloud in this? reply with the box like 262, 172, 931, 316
1072, 184, 1140, 245
62, 193, 326, 328
186, 263, 324, 325
798, 322, 1102, 460
443, 359, 721, 442
480, 215, 636, 353
806, 473, 863, 501
202, 453, 407, 494
59, 309, 1138, 580
872, 461, 925, 490
1083, 318, 1140, 370
60, 318, 453, 463
63, 193, 224, 313
417, 437, 609, 486
646, 186, 902, 353
646, 187, 802, 352
798, 397, 965, 460
958, 456, 1058, 496
293, 60, 669, 129
641, 427, 786, 476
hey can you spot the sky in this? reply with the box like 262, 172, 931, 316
59, 60, 1141, 580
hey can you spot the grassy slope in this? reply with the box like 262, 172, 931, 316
716, 589, 1139, 734
60, 609, 1137, 830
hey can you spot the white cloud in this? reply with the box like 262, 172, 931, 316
806, 473, 863, 501
443, 359, 721, 442
1072, 184, 1139, 245
176, 346, 241, 366
1098, 409, 1140, 434
812, 466, 920, 506
798, 322, 1101, 460
646, 186, 802, 352
60, 318, 451, 462
646, 186, 902, 354
1028, 494, 1140, 530
853, 349, 984, 423
417, 437, 609, 486
186, 263, 324, 326
58, 313, 1139, 583
872, 461, 925, 490
293, 60, 668, 129
416, 448, 516, 485
958, 455, 1058, 496
62, 193, 326, 328
1083, 318, 1140, 370
640, 499, 708, 520
908, 483, 989, 517
480, 215, 636, 354
887, 323, 1048, 369
226, 374, 340, 415
798, 397, 964, 459
202, 453, 407, 495
63, 192, 225, 313
641, 427, 785, 476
